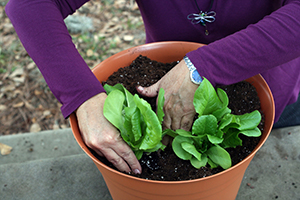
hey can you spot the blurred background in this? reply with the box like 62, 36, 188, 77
0, 0, 145, 135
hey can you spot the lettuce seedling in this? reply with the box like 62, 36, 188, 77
103, 84, 166, 159
165, 78, 262, 170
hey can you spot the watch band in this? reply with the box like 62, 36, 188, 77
184, 56, 202, 85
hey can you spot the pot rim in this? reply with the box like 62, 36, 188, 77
70, 41, 275, 184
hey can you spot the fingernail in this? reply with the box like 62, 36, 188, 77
134, 169, 141, 174
137, 86, 144, 92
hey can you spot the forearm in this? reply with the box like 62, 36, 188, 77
187, 0, 300, 86
5, 0, 104, 118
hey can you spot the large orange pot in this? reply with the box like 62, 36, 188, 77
70, 41, 275, 200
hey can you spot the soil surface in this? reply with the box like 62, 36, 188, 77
93, 55, 265, 181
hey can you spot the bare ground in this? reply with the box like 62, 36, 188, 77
0, 0, 145, 135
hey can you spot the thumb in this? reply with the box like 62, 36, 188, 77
136, 83, 160, 98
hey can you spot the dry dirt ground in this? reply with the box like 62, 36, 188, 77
0, 0, 145, 135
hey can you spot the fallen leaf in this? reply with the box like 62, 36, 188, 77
113, 36, 121, 45
34, 90, 43, 96
60, 124, 68, 129
27, 62, 36, 70
37, 104, 44, 110
0, 143, 13, 155
30, 123, 41, 133
86, 49, 94, 57
12, 102, 24, 108
25, 101, 35, 110
31, 117, 37, 123
12, 76, 25, 83
15, 55, 20, 60
0, 104, 7, 111
2, 84, 16, 93
132, 2, 139, 10
111, 16, 119, 23
9, 68, 24, 78
13, 89, 22, 97
43, 110, 52, 117
123, 35, 134, 42
53, 122, 60, 130
2, 22, 14, 35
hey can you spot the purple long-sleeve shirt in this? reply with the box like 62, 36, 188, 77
5, 0, 300, 122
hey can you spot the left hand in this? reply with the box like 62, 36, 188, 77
136, 59, 199, 131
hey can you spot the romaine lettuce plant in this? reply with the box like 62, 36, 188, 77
103, 83, 166, 160
103, 78, 261, 170
164, 78, 261, 170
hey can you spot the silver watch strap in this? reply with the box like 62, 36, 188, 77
184, 56, 196, 71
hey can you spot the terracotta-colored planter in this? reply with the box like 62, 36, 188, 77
70, 41, 275, 200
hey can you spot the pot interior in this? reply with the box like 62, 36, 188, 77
70, 41, 275, 182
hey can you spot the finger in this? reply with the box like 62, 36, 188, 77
180, 113, 195, 131
98, 147, 132, 173
83, 130, 141, 173
162, 135, 171, 146
162, 113, 172, 130
167, 100, 185, 130
93, 134, 142, 174
136, 84, 159, 98
94, 149, 104, 157
113, 143, 142, 174
171, 113, 181, 130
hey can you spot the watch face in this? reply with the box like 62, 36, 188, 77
191, 69, 202, 84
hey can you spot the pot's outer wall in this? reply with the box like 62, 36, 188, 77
70, 41, 275, 200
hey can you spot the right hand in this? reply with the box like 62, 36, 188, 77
75, 93, 142, 174
136, 59, 198, 131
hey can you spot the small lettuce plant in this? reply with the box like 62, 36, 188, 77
103, 78, 261, 170
164, 78, 261, 169
103, 83, 166, 160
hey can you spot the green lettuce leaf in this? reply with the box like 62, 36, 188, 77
207, 145, 232, 169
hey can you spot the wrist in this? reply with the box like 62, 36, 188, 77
183, 56, 202, 85
76, 92, 107, 113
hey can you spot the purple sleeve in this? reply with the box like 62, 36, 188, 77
5, 0, 105, 118
187, 1, 300, 86
187, 1, 300, 121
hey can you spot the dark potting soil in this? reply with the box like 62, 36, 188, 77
94, 55, 264, 181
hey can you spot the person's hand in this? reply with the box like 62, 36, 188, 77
136, 59, 199, 131
75, 93, 142, 174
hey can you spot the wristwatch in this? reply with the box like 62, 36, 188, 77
184, 56, 202, 85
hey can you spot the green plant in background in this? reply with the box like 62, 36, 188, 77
103, 78, 262, 169
126, 19, 144, 30
0, 46, 6, 72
